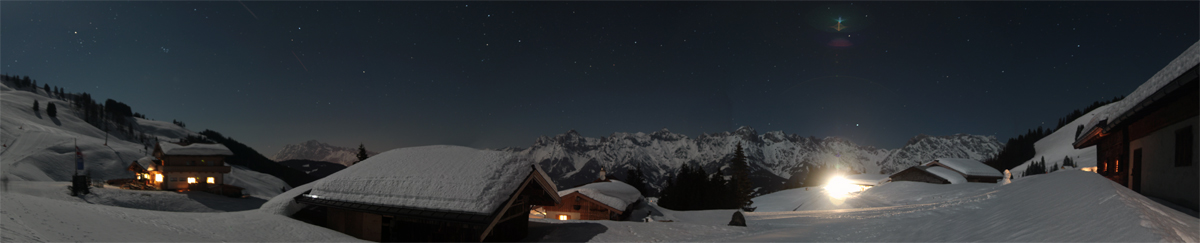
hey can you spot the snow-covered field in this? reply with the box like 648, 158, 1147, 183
526, 171, 1198, 242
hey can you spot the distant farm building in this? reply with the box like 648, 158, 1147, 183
126, 141, 241, 196
293, 145, 561, 242
890, 158, 1000, 184
890, 166, 966, 184
1074, 40, 1198, 211
539, 170, 643, 221
924, 158, 1003, 183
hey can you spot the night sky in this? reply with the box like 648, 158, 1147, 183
3, 2, 1197, 155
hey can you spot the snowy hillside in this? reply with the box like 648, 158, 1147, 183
1009, 102, 1115, 177
271, 140, 378, 166
512, 127, 1002, 195
0, 81, 289, 199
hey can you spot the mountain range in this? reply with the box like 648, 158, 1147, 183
502, 126, 1003, 196
271, 140, 378, 166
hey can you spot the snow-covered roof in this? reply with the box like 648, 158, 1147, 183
158, 142, 234, 156
308, 145, 547, 215
558, 180, 642, 212
928, 158, 1002, 177
925, 166, 967, 184
1079, 40, 1200, 141
844, 174, 890, 186
135, 156, 157, 169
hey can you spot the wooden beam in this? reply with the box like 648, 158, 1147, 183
479, 172, 534, 242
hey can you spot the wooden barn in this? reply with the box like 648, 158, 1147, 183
1074, 41, 1198, 211
889, 166, 966, 184
540, 170, 643, 221
293, 145, 561, 242
924, 158, 1003, 183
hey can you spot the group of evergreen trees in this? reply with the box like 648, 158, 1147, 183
1021, 156, 1079, 177
985, 126, 1053, 172
624, 166, 649, 197
658, 143, 754, 211
987, 96, 1126, 172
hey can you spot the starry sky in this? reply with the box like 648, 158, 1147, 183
3, 1, 1197, 155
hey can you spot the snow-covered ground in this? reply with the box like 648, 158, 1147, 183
0, 182, 361, 242
1010, 102, 1113, 177
526, 171, 1198, 242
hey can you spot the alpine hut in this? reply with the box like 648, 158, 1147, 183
1074, 40, 1198, 211
540, 168, 643, 221
923, 158, 1003, 183
142, 142, 238, 195
293, 145, 561, 242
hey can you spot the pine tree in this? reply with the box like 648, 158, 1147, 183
47, 103, 57, 117
355, 143, 370, 164
43, 84, 49, 94
729, 143, 753, 211
32, 100, 39, 112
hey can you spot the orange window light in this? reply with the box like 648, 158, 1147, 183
187, 177, 197, 184
206, 177, 215, 184
558, 215, 569, 220
155, 174, 163, 183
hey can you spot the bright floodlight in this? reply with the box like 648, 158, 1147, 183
823, 175, 860, 199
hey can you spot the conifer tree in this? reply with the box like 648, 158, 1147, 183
730, 143, 753, 211
47, 103, 56, 117
32, 100, 39, 112
355, 143, 370, 164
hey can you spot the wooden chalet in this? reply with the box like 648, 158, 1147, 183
293, 145, 561, 242
540, 168, 643, 221
153, 142, 236, 190
924, 158, 1003, 183
126, 142, 242, 196
890, 166, 964, 184
1074, 41, 1198, 211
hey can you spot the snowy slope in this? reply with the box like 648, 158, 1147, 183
0, 183, 362, 242
515, 127, 1002, 196
271, 140, 378, 167
1011, 102, 1115, 177
0, 81, 289, 199
529, 171, 1197, 242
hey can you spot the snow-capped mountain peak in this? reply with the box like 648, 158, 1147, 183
271, 140, 377, 166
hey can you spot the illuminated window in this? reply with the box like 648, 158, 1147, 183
558, 215, 569, 220
155, 174, 163, 183
206, 177, 215, 184
187, 177, 197, 184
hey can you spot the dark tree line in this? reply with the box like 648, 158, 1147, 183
199, 130, 318, 187
624, 166, 649, 197
658, 143, 754, 211
987, 96, 1127, 172
985, 126, 1053, 172
1056, 95, 1126, 132
1020, 156, 1078, 177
